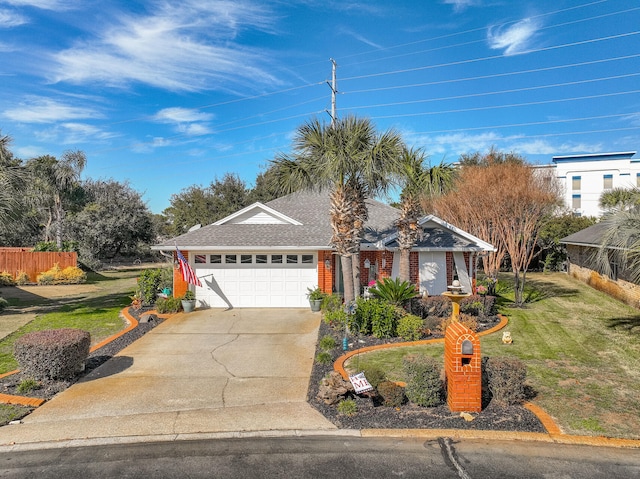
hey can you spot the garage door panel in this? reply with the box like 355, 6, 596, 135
195, 253, 318, 308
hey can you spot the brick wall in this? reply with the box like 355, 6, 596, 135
568, 261, 640, 309
444, 321, 482, 412
410, 251, 419, 284
317, 250, 334, 294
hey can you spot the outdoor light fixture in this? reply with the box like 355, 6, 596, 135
324, 259, 331, 270
363, 258, 371, 269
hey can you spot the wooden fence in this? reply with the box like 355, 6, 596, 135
0, 249, 78, 283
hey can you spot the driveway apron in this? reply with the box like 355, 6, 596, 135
0, 308, 335, 445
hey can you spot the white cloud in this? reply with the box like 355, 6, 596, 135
154, 107, 213, 123
488, 18, 540, 55
2, 1, 75, 10
0, 8, 27, 27
49, 1, 281, 92
2, 96, 102, 123
15, 145, 47, 158
32, 122, 115, 145
340, 28, 383, 49
443, 0, 479, 12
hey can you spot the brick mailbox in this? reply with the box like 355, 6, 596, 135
444, 321, 482, 412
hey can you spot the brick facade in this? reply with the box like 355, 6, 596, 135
444, 321, 482, 412
317, 250, 334, 294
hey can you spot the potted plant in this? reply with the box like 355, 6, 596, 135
306, 286, 325, 312
181, 290, 196, 313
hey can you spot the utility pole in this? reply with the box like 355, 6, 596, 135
326, 58, 337, 127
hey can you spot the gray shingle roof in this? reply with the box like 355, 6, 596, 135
561, 221, 611, 248
154, 190, 401, 250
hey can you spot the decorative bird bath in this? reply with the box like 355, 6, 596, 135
441, 280, 471, 322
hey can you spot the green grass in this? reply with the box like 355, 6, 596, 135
0, 404, 32, 424
347, 272, 640, 439
0, 268, 143, 374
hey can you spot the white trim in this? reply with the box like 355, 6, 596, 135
213, 202, 302, 226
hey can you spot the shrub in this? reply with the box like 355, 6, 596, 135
323, 309, 347, 328
36, 264, 86, 285
319, 335, 338, 351
438, 314, 478, 335
354, 298, 398, 338
14, 328, 91, 380
414, 296, 451, 318
315, 351, 333, 365
0, 271, 15, 286
485, 357, 527, 406
422, 316, 441, 335
377, 381, 405, 407
460, 294, 497, 317
36, 272, 55, 285
17, 378, 40, 394
368, 277, 418, 306
402, 354, 443, 407
360, 365, 386, 389
0, 297, 8, 312
321, 294, 343, 313
136, 268, 172, 305
397, 314, 424, 341
15, 271, 30, 285
337, 398, 358, 416
155, 296, 182, 314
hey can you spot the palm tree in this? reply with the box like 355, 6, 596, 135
0, 131, 25, 224
28, 150, 86, 249
271, 116, 403, 303
595, 189, 640, 284
394, 148, 456, 282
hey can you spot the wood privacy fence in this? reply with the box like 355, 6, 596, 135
0, 249, 78, 283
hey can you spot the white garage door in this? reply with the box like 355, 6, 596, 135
192, 252, 317, 308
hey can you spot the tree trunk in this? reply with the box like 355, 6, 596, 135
352, 251, 360, 299
513, 270, 525, 306
341, 254, 354, 304
54, 202, 63, 250
398, 248, 410, 282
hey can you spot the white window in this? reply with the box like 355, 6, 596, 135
210, 254, 222, 264
572, 194, 581, 209
572, 176, 581, 191
603, 174, 613, 190
195, 254, 206, 264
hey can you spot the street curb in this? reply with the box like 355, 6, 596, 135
0, 307, 140, 407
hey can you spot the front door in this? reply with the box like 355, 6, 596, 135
419, 252, 448, 296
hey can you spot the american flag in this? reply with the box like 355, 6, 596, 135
176, 248, 202, 287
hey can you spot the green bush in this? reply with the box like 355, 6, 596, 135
323, 309, 347, 328
485, 356, 527, 406
402, 354, 443, 407
136, 268, 172, 305
368, 277, 418, 306
14, 328, 91, 380
360, 365, 386, 389
354, 298, 398, 338
319, 335, 338, 351
0, 271, 15, 286
315, 351, 333, 365
337, 398, 358, 416
155, 296, 182, 314
0, 298, 8, 312
397, 314, 424, 341
321, 294, 343, 312
36, 272, 54, 285
413, 296, 451, 318
377, 381, 405, 407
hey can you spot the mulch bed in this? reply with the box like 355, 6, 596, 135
0, 307, 164, 401
306, 319, 547, 433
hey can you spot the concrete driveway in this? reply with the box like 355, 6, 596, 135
0, 308, 335, 446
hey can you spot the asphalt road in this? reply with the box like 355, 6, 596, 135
1, 436, 638, 478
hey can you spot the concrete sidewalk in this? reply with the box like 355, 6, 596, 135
0, 308, 335, 446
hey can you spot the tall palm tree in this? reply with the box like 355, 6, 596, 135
271, 116, 403, 303
395, 148, 456, 282
0, 131, 25, 224
28, 150, 86, 249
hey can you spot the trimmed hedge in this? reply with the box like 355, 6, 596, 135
14, 328, 91, 380
402, 354, 443, 407
397, 314, 424, 341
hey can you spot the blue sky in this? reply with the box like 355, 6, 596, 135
1, 0, 639, 213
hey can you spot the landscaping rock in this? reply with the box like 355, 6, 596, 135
317, 371, 354, 405
140, 313, 158, 324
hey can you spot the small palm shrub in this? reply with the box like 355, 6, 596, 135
377, 381, 405, 407
17, 378, 40, 394
337, 398, 358, 416
0, 271, 15, 286
396, 314, 424, 341
14, 328, 91, 380
369, 278, 418, 306
402, 354, 443, 407
485, 357, 527, 406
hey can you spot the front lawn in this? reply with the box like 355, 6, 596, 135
347, 272, 640, 439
